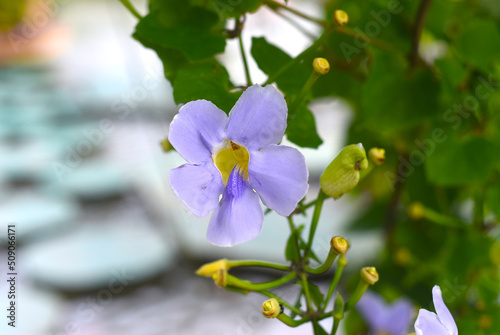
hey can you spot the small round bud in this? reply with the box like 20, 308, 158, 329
313, 57, 330, 75
331, 236, 349, 254
212, 269, 227, 287
479, 315, 492, 329
408, 202, 425, 220
360, 267, 379, 285
333, 10, 349, 26
196, 259, 228, 277
394, 247, 411, 266
368, 148, 385, 165
160, 138, 173, 152
262, 298, 281, 318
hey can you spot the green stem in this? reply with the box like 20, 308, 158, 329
300, 272, 313, 312
333, 26, 399, 53
238, 33, 252, 86
288, 70, 320, 116
305, 249, 339, 275
262, 0, 329, 27
322, 255, 346, 310
118, 0, 143, 20
305, 189, 327, 258
226, 272, 297, 291
277, 313, 309, 327
331, 318, 341, 335
344, 281, 369, 312
264, 26, 333, 86
259, 290, 303, 315
288, 216, 302, 262
227, 260, 290, 271
269, 8, 317, 40
423, 207, 466, 229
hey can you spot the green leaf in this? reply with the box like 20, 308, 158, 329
210, 0, 261, 18
361, 52, 441, 131
435, 57, 467, 89
251, 37, 310, 95
455, 19, 500, 72
312, 321, 328, 335
135, 7, 226, 62
425, 135, 497, 186
306, 281, 324, 308
173, 61, 241, 112
286, 105, 323, 148
285, 225, 304, 262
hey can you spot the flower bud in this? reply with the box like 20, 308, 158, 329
331, 236, 349, 254
313, 57, 330, 75
408, 202, 425, 220
333, 292, 345, 320
360, 267, 379, 285
368, 147, 385, 165
160, 138, 173, 152
196, 259, 229, 277
320, 143, 368, 199
262, 298, 281, 318
333, 10, 349, 26
479, 315, 492, 329
212, 269, 227, 287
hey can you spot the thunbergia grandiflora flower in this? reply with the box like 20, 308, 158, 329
356, 290, 413, 335
168, 84, 308, 247
414, 286, 458, 335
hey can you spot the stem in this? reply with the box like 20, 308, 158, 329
410, 0, 434, 68
288, 216, 302, 262
262, 0, 329, 27
259, 290, 303, 315
269, 9, 317, 40
344, 281, 369, 312
118, 0, 143, 20
322, 255, 346, 310
305, 249, 339, 275
300, 272, 313, 312
264, 26, 333, 85
305, 189, 327, 258
333, 26, 398, 53
277, 313, 309, 327
227, 260, 290, 271
238, 33, 252, 86
288, 70, 319, 116
331, 318, 341, 335
226, 272, 297, 291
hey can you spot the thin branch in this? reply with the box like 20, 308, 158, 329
118, 0, 143, 20
410, 0, 434, 68
262, 0, 329, 27
269, 8, 317, 40
238, 33, 252, 86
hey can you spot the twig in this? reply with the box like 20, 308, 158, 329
410, 0, 434, 68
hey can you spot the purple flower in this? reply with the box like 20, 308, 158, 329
356, 290, 413, 335
168, 84, 309, 247
414, 285, 458, 335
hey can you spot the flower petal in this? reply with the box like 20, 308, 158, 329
207, 167, 263, 247
169, 162, 223, 217
432, 286, 458, 335
356, 291, 389, 330
226, 84, 287, 151
168, 100, 227, 164
385, 299, 413, 335
248, 144, 308, 216
414, 309, 449, 335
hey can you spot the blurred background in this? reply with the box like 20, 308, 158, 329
0, 1, 385, 334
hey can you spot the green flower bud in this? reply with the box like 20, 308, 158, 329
368, 147, 385, 165
333, 292, 345, 320
320, 144, 368, 199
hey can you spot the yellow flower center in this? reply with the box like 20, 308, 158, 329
213, 140, 250, 185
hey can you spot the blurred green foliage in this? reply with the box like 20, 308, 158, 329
127, 0, 500, 333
